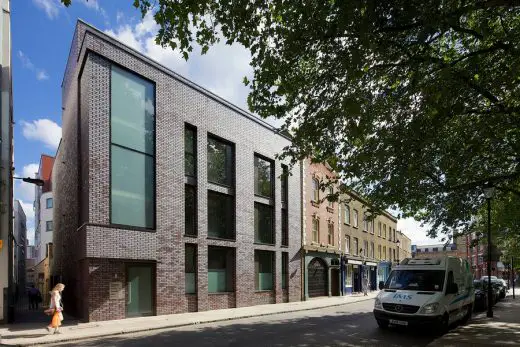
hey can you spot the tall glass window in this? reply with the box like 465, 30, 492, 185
185, 185, 197, 236
208, 247, 234, 292
312, 178, 319, 202
111, 66, 155, 229
208, 191, 235, 239
282, 252, 289, 290
185, 244, 197, 294
345, 236, 350, 254
255, 250, 274, 291
312, 217, 319, 243
185, 125, 196, 177
254, 155, 273, 197
328, 222, 334, 245
344, 204, 350, 224
353, 209, 359, 227
255, 202, 274, 244
207, 136, 234, 186
353, 237, 359, 255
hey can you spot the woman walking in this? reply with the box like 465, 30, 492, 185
46, 283, 65, 334
363, 276, 369, 296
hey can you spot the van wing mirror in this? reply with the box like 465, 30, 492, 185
379, 281, 385, 290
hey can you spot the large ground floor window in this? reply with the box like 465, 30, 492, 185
208, 246, 235, 292
255, 250, 274, 291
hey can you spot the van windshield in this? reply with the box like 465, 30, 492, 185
385, 270, 445, 291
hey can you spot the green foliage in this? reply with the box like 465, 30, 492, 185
63, 0, 520, 238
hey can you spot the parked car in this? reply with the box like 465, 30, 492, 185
473, 280, 488, 311
498, 278, 509, 290
493, 279, 507, 299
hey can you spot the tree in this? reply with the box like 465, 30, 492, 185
62, 0, 520, 238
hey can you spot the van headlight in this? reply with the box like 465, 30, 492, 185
420, 303, 439, 314
374, 298, 383, 309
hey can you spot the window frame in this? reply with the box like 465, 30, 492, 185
312, 216, 319, 243
46, 221, 53, 232
345, 235, 350, 254
46, 198, 53, 209
353, 209, 359, 228
344, 204, 350, 224
353, 237, 359, 255
184, 184, 197, 236
327, 187, 334, 208
208, 246, 235, 293
255, 250, 275, 291
184, 124, 197, 177
254, 202, 275, 245
109, 64, 156, 231
327, 221, 334, 245
282, 252, 289, 290
207, 134, 235, 188
185, 244, 197, 294
207, 190, 236, 240
254, 154, 274, 198
312, 178, 320, 202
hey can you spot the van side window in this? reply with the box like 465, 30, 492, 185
447, 271, 454, 285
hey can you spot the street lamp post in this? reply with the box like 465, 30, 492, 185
395, 239, 401, 263
484, 184, 495, 318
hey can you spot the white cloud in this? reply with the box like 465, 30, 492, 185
18, 51, 50, 81
32, 0, 61, 20
36, 70, 49, 81
14, 163, 39, 204
397, 217, 444, 246
116, 11, 124, 24
79, 0, 99, 10
21, 119, 62, 149
105, 12, 255, 110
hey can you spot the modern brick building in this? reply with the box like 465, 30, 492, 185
301, 159, 342, 299
52, 20, 302, 322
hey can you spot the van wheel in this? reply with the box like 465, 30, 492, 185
437, 313, 449, 335
461, 305, 472, 324
376, 319, 389, 329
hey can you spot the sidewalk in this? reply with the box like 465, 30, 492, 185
0, 291, 378, 346
428, 291, 520, 347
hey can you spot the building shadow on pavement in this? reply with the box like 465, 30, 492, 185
53, 310, 439, 347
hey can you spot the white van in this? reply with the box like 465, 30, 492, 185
373, 256, 474, 331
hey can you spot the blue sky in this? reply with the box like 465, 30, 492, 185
13, 0, 436, 246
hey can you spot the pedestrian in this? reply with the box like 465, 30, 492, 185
363, 276, 369, 296
28, 285, 40, 310
45, 283, 65, 334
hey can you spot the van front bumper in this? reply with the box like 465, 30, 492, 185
373, 309, 443, 327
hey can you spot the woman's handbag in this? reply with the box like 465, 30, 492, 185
44, 308, 54, 316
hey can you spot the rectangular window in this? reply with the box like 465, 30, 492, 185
185, 244, 197, 294
378, 244, 382, 259
281, 208, 288, 246
363, 215, 368, 231
46, 198, 53, 209
282, 252, 289, 290
281, 165, 288, 203
363, 240, 368, 256
370, 220, 374, 234
184, 125, 197, 177
353, 237, 359, 255
383, 224, 387, 239
370, 242, 375, 259
345, 236, 350, 254
327, 222, 334, 245
185, 185, 197, 236
433, 247, 439, 252
312, 217, 319, 243
46, 221, 53, 232
344, 204, 350, 224
393, 248, 396, 261
328, 187, 334, 208
353, 210, 359, 228
255, 203, 274, 244
110, 66, 155, 229
255, 250, 274, 291
389, 228, 393, 241
208, 247, 234, 292
254, 155, 273, 197
207, 136, 234, 186
208, 191, 235, 239
378, 222, 382, 237
312, 178, 319, 202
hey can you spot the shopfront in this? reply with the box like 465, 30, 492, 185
377, 261, 392, 287
365, 261, 378, 291
343, 257, 363, 294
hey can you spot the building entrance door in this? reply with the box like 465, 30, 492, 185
126, 264, 154, 317
308, 258, 328, 297
331, 268, 340, 296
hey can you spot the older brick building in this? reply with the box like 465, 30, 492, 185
52, 20, 302, 322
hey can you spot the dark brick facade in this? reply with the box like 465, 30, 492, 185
53, 21, 302, 322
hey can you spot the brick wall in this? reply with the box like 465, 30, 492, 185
54, 21, 303, 322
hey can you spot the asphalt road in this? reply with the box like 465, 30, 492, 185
53, 299, 441, 347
